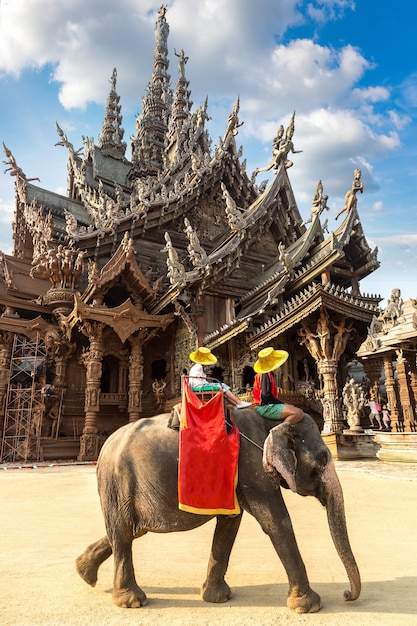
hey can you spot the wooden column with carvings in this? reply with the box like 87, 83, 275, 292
78, 321, 104, 461
298, 309, 354, 433
317, 359, 344, 432
362, 358, 383, 402
382, 353, 400, 431
128, 332, 144, 423
408, 358, 417, 430
395, 353, 414, 432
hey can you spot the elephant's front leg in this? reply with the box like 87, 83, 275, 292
201, 513, 243, 603
111, 533, 148, 608
262, 507, 321, 613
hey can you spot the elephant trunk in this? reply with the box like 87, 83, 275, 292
322, 461, 361, 601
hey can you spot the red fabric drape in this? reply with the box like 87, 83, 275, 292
178, 379, 240, 515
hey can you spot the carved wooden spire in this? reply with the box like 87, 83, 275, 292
131, 8, 172, 176
172, 50, 192, 136
98, 68, 127, 159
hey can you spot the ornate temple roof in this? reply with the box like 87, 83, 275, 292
1, 7, 381, 350
357, 293, 417, 358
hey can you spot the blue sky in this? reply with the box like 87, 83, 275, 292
0, 0, 416, 304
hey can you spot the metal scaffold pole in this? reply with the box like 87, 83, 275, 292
0, 334, 46, 463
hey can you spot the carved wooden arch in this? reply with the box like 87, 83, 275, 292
85, 233, 156, 309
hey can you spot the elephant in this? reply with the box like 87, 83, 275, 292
76, 410, 360, 614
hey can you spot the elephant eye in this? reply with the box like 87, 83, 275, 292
316, 449, 329, 468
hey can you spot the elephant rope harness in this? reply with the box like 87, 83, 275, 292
225, 416, 264, 451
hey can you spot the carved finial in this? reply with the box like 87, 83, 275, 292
3, 142, 40, 182
224, 95, 244, 141
301, 180, 330, 227
335, 169, 363, 220
55, 123, 83, 156
110, 67, 117, 90
253, 112, 302, 177
174, 48, 189, 78
64, 209, 79, 244
184, 217, 207, 268
161, 232, 186, 287
221, 182, 244, 231
158, 5, 167, 19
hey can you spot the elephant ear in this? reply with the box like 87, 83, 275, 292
262, 422, 297, 493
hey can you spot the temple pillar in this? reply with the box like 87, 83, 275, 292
408, 358, 417, 429
317, 359, 344, 433
382, 353, 400, 430
128, 333, 144, 423
298, 310, 354, 434
395, 353, 414, 432
362, 358, 383, 403
78, 322, 104, 461
118, 359, 128, 394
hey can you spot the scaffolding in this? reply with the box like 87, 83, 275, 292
0, 334, 47, 463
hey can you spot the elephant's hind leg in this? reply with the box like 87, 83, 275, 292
76, 536, 112, 587
201, 513, 242, 603
112, 533, 148, 608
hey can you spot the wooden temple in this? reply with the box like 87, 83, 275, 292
0, 8, 384, 462
357, 291, 417, 432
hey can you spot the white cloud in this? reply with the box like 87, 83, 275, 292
371, 201, 383, 212
0, 198, 14, 254
306, 0, 355, 24
376, 234, 417, 247
353, 85, 390, 104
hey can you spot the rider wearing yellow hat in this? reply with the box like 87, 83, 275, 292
188, 347, 251, 409
253, 347, 303, 425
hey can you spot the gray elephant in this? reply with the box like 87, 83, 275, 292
76, 411, 360, 613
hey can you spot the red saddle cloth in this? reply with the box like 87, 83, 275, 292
178, 378, 241, 515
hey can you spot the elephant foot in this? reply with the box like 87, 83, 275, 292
201, 579, 232, 603
75, 553, 99, 587
113, 585, 148, 608
75, 537, 113, 587
287, 588, 321, 613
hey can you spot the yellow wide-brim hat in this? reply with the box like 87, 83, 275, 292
254, 347, 289, 374
189, 346, 218, 365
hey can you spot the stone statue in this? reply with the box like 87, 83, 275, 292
342, 378, 365, 431
64, 209, 79, 243
55, 122, 83, 156
254, 112, 302, 176
3, 142, 40, 182
31, 245, 86, 290
316, 308, 332, 359
161, 232, 186, 287
301, 180, 330, 227
381, 288, 403, 327
278, 113, 303, 169
278, 242, 293, 275
152, 379, 167, 410
330, 319, 355, 361
195, 96, 211, 130
298, 322, 322, 362
174, 49, 189, 78
336, 169, 363, 220
224, 96, 244, 139
221, 182, 244, 231
184, 217, 207, 268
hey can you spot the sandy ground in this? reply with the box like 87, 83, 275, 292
1, 458, 417, 626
